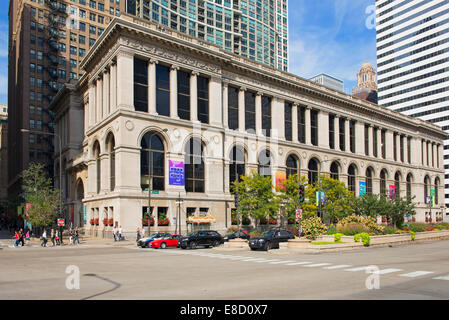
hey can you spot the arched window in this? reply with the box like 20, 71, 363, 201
366, 167, 374, 195
106, 133, 116, 191
185, 138, 204, 193
141, 133, 165, 191
308, 158, 319, 185
424, 175, 430, 203
406, 173, 413, 199
286, 155, 300, 179
93, 141, 101, 194
394, 172, 401, 199
380, 169, 387, 195
330, 161, 339, 181
348, 164, 356, 194
435, 177, 440, 205
230, 146, 245, 186
258, 150, 271, 178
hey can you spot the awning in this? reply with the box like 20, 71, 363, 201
187, 216, 216, 224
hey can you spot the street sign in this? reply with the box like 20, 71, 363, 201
296, 209, 303, 219
57, 219, 65, 227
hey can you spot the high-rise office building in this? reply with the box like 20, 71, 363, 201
376, 0, 449, 210
309, 74, 344, 92
128, 0, 289, 71
8, 0, 125, 197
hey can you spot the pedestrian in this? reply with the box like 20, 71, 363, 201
41, 229, 47, 247
68, 228, 73, 246
74, 227, 79, 245
13, 230, 20, 247
51, 229, 55, 247
25, 229, 30, 244
119, 226, 123, 241
136, 227, 141, 242
55, 229, 60, 246
112, 226, 117, 241
18, 229, 24, 247
141, 227, 145, 239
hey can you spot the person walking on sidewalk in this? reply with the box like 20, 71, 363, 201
74, 227, 79, 245
55, 230, 60, 246
50, 229, 55, 246
119, 226, 124, 241
18, 229, 25, 247
41, 229, 47, 247
13, 230, 20, 247
136, 227, 141, 242
112, 226, 117, 241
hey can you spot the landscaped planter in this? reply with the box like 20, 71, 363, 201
317, 235, 355, 243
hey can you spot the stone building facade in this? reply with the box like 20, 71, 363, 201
353, 62, 378, 104
50, 14, 447, 239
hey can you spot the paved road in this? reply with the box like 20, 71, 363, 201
0, 239, 448, 300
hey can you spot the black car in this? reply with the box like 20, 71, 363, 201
223, 230, 250, 242
248, 229, 294, 251
180, 230, 224, 249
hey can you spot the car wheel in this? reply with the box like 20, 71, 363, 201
160, 242, 167, 249
264, 242, 270, 251
250, 248, 257, 251
213, 240, 220, 247
190, 242, 197, 249
181, 244, 186, 249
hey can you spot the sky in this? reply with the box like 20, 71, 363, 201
0, 0, 377, 105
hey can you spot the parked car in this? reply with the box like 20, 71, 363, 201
150, 234, 183, 249
137, 232, 172, 248
180, 230, 224, 249
223, 230, 250, 242
268, 227, 295, 242
248, 229, 293, 251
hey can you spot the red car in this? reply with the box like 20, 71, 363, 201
150, 234, 182, 249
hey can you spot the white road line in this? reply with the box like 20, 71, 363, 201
323, 265, 352, 269
269, 260, 296, 265
399, 271, 434, 278
286, 262, 313, 266
374, 268, 402, 275
254, 259, 281, 263
303, 263, 331, 268
344, 266, 371, 272
432, 274, 449, 281
242, 258, 269, 262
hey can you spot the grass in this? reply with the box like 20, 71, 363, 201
311, 241, 345, 245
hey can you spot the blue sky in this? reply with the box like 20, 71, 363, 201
0, 0, 376, 105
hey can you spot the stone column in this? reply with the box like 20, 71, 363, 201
377, 128, 382, 159
318, 110, 328, 149
149, 59, 158, 115
170, 65, 179, 119
334, 115, 340, 151
305, 106, 311, 145
438, 144, 443, 169
209, 76, 222, 126
116, 51, 134, 109
100, 153, 109, 194
292, 103, 298, 143
355, 121, 364, 155
222, 82, 229, 129
255, 92, 262, 136
238, 87, 246, 132
110, 61, 117, 112
96, 75, 103, 122
88, 82, 96, 128
103, 69, 110, 117
190, 71, 198, 122
272, 98, 284, 140
368, 125, 374, 156
433, 143, 437, 168
422, 140, 427, 167
396, 134, 401, 162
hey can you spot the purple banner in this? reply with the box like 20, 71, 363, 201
169, 161, 185, 186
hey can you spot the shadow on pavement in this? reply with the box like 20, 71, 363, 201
81, 274, 121, 300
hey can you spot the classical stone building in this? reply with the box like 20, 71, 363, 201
352, 62, 378, 104
50, 14, 446, 239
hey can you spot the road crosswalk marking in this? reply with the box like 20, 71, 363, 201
344, 266, 371, 272
432, 274, 449, 281
242, 258, 268, 262
303, 263, 331, 268
269, 260, 296, 265
285, 262, 312, 266
374, 268, 403, 275
323, 265, 352, 269
254, 259, 281, 263
399, 271, 434, 278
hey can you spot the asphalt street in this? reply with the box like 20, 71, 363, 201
0, 239, 448, 300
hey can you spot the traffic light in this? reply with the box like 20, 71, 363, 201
299, 185, 305, 203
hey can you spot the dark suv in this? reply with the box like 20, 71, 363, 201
180, 230, 224, 249
249, 229, 295, 251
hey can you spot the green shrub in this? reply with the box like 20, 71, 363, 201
360, 233, 370, 246
404, 222, 431, 233
410, 231, 415, 240
227, 226, 238, 233
338, 216, 384, 234
337, 223, 370, 236
327, 225, 337, 235
435, 223, 449, 230
383, 226, 399, 234
334, 233, 344, 243
354, 234, 361, 242
301, 217, 328, 240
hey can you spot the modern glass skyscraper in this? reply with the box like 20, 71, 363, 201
127, 0, 289, 71
376, 0, 449, 209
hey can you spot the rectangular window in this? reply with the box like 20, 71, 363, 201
339, 118, 345, 151
373, 128, 378, 158
197, 76, 209, 124
245, 91, 256, 132
400, 135, 404, 162
407, 137, 411, 164
134, 58, 148, 112
350, 120, 356, 153
311, 109, 318, 146
364, 125, 369, 156
393, 133, 398, 161
262, 96, 271, 137
156, 64, 170, 117
228, 86, 239, 130
177, 70, 191, 120
298, 106, 305, 143
284, 102, 292, 141
329, 114, 335, 149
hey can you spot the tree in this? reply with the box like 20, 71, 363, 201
275, 173, 308, 224
303, 175, 354, 223
21, 162, 60, 228
231, 170, 280, 230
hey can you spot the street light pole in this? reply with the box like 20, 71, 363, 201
21, 128, 63, 242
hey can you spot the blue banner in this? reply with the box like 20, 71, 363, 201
359, 181, 366, 197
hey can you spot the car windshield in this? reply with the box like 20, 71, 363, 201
188, 232, 199, 237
